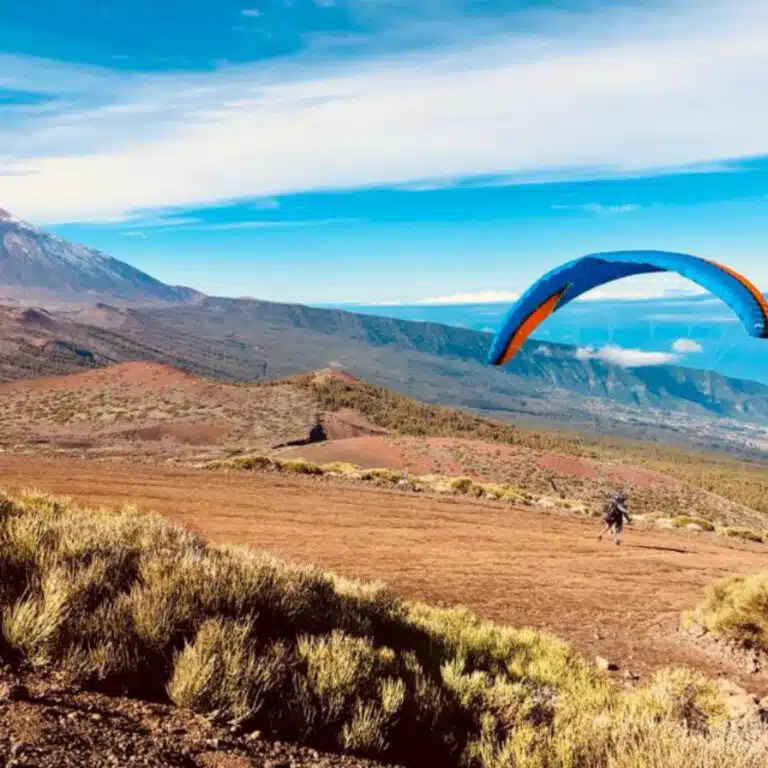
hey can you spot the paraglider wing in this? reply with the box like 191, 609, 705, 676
488, 250, 768, 367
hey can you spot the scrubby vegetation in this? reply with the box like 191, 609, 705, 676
685, 571, 768, 655
670, 516, 717, 532
639, 455, 768, 519
205, 454, 540, 507
2, 489, 766, 767
297, 374, 556, 450
295, 373, 768, 522
208, 454, 768, 545
718, 527, 766, 544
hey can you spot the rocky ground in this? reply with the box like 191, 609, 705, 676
0, 668, 404, 768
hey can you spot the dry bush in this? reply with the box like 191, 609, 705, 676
719, 527, 764, 544
686, 571, 768, 653
322, 462, 362, 477
278, 459, 325, 476
1, 489, 766, 767
359, 468, 403, 484
671, 516, 716, 532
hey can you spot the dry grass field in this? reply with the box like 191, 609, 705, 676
1, 454, 766, 697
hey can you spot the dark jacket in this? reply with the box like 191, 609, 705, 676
603, 498, 631, 525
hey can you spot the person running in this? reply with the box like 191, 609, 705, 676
598, 491, 631, 545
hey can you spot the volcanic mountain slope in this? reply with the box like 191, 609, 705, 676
2, 363, 767, 529
2, 295, 768, 457
0, 208, 200, 304
2, 209, 768, 454
122, 295, 768, 426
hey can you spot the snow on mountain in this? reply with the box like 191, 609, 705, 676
0, 208, 200, 304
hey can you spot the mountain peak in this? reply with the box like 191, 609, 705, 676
0, 208, 34, 229
0, 208, 200, 305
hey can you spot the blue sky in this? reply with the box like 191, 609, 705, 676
1, 0, 768, 314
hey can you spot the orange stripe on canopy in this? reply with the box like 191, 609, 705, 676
497, 286, 569, 365
705, 258, 768, 337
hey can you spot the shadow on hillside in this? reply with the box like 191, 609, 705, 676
272, 420, 328, 449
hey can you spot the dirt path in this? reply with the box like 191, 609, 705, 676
2, 455, 766, 693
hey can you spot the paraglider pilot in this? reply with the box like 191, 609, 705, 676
598, 492, 631, 545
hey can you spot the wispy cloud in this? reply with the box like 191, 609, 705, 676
649, 312, 739, 323
380, 275, 707, 305
576, 344, 680, 367
203, 218, 354, 230
1, 0, 767, 223
552, 203, 641, 215
241, 8, 262, 18
359, 289, 520, 306
415, 290, 521, 305
0, 167, 37, 177
121, 230, 148, 239
672, 338, 704, 353
118, 215, 202, 229
250, 197, 281, 210
576, 273, 706, 301
394, 178, 459, 192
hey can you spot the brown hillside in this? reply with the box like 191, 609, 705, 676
0, 362, 320, 458
2, 361, 767, 526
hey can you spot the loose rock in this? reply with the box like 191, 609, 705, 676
596, 656, 619, 672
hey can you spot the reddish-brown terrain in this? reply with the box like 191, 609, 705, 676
0, 362, 321, 459
1, 454, 766, 698
280, 435, 681, 490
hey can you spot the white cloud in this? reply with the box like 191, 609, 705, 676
241, 8, 262, 17
117, 215, 202, 229
576, 273, 706, 301
121, 230, 148, 239
394, 178, 459, 192
197, 217, 355, 230
355, 289, 520, 306
414, 290, 520, 305
102, 214, 351, 232
1, 1, 767, 223
649, 312, 739, 323
576, 344, 680, 367
552, 203, 641, 215
251, 197, 280, 209
672, 338, 704, 353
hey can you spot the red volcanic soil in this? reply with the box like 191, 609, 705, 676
280, 435, 681, 492
279, 436, 466, 474
0, 361, 193, 394
536, 454, 681, 490
116, 423, 233, 445
282, 435, 411, 468
322, 409, 390, 441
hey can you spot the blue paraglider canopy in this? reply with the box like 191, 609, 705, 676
488, 250, 768, 367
